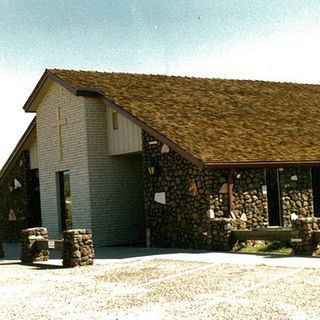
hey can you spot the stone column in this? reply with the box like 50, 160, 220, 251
20, 227, 49, 263
291, 218, 320, 255
62, 229, 95, 267
211, 218, 235, 251
0, 239, 4, 258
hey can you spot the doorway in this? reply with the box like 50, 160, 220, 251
312, 168, 320, 217
266, 168, 281, 226
58, 171, 72, 231
27, 169, 42, 227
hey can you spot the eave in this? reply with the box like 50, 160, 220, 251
0, 117, 37, 181
23, 69, 320, 170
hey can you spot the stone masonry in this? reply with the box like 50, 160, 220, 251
232, 169, 268, 229
0, 151, 30, 242
143, 132, 215, 249
62, 229, 95, 267
280, 168, 313, 227
291, 217, 320, 255
144, 132, 274, 249
211, 218, 235, 251
21, 227, 49, 263
143, 131, 319, 251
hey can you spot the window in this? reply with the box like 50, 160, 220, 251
57, 171, 72, 231
266, 168, 282, 226
112, 111, 119, 130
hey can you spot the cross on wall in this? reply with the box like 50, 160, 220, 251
52, 107, 67, 161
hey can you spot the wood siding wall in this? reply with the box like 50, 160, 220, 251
107, 107, 142, 155
29, 138, 38, 169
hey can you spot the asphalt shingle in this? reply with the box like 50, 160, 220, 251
49, 69, 320, 166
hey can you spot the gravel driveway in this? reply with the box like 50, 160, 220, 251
1, 246, 320, 319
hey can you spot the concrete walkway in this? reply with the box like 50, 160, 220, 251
2, 243, 320, 268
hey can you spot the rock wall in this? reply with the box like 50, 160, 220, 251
280, 168, 313, 227
143, 132, 215, 249
143, 131, 316, 250
63, 229, 95, 267
0, 151, 30, 242
232, 169, 268, 229
291, 217, 320, 255
143, 132, 267, 249
211, 218, 235, 250
20, 227, 49, 263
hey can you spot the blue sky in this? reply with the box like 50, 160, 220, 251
1, 0, 320, 166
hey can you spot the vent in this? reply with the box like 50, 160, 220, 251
112, 111, 119, 130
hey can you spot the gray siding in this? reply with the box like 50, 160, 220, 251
37, 82, 92, 238
85, 97, 145, 246
36, 81, 144, 246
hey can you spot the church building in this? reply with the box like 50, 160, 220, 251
1, 68, 320, 248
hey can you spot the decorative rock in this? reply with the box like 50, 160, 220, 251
280, 168, 313, 227
20, 227, 49, 263
211, 218, 236, 251
291, 218, 320, 255
62, 229, 95, 267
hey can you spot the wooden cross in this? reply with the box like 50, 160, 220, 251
52, 107, 67, 161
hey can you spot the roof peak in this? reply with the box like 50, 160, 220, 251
47, 68, 320, 87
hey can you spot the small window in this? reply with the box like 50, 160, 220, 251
112, 111, 119, 130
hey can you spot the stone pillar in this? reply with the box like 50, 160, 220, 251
291, 218, 320, 255
20, 227, 49, 263
211, 218, 235, 251
0, 239, 4, 258
62, 229, 95, 267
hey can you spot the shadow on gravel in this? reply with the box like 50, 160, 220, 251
94, 246, 208, 259
0, 262, 21, 266
28, 262, 64, 270
0, 260, 63, 269
265, 254, 320, 259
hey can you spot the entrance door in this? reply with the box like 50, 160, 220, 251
312, 168, 320, 217
27, 169, 42, 227
266, 169, 281, 226
58, 171, 72, 231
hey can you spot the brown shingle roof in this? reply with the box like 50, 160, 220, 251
42, 69, 320, 166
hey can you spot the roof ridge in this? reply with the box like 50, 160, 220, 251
48, 68, 320, 87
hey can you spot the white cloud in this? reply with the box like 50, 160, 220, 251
173, 25, 320, 84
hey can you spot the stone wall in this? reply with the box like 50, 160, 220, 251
143, 132, 265, 249
143, 132, 215, 249
0, 151, 30, 242
62, 229, 94, 267
280, 168, 313, 227
21, 227, 49, 263
232, 169, 268, 229
291, 217, 320, 255
211, 218, 235, 250
143, 131, 318, 250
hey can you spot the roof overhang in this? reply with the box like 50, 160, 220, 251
0, 117, 37, 181
23, 69, 320, 170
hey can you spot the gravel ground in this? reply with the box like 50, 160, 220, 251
1, 255, 320, 320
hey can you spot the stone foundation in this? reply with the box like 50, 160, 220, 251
0, 151, 30, 242
232, 169, 268, 229
211, 218, 235, 251
20, 227, 49, 263
291, 218, 320, 255
62, 229, 95, 267
143, 132, 270, 249
280, 168, 313, 227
